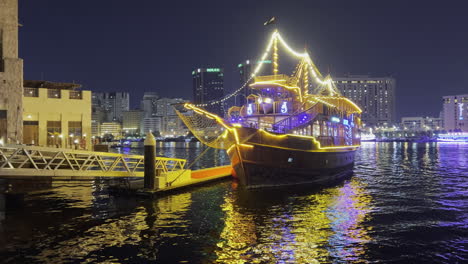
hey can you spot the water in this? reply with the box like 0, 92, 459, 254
0, 142, 467, 263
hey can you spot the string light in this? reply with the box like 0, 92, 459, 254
194, 30, 341, 107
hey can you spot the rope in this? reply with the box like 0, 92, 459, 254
166, 145, 213, 186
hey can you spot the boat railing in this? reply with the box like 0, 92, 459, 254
253, 74, 290, 83
240, 101, 299, 116
272, 102, 324, 133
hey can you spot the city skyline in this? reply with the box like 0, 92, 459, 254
18, 0, 468, 118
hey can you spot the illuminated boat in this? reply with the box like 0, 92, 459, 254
177, 30, 362, 188
437, 133, 468, 142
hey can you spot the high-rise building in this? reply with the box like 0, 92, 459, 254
100, 122, 122, 138
141, 117, 161, 135
0, 0, 23, 144
192, 68, 224, 116
334, 75, 396, 127
140, 92, 159, 118
401, 116, 443, 131
234, 60, 273, 107
442, 94, 468, 132
92, 92, 130, 123
155, 97, 187, 137
122, 110, 144, 136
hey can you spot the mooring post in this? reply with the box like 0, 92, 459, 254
144, 132, 156, 189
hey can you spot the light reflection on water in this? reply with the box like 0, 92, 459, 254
0, 142, 466, 263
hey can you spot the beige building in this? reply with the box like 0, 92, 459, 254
122, 110, 143, 136
23, 81, 92, 149
0, 0, 23, 144
100, 122, 122, 138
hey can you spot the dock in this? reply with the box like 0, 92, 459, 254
0, 144, 233, 195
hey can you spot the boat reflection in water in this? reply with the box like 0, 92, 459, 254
214, 178, 372, 263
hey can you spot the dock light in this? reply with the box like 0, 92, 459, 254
331, 117, 340, 123
70, 133, 74, 137
264, 98, 273, 104
257, 98, 262, 104
59, 134, 63, 138
74, 139, 79, 144
83, 134, 87, 137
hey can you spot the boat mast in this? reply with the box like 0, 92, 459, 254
273, 30, 279, 76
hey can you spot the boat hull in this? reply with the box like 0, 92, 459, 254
228, 142, 356, 189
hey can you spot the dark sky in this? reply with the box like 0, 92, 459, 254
19, 0, 468, 118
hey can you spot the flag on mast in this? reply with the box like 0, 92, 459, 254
264, 17, 276, 26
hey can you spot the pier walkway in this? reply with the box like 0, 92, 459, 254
0, 145, 231, 192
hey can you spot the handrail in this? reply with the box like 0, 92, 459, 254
272, 102, 323, 133
0, 144, 186, 175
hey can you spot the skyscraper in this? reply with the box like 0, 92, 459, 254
92, 92, 130, 123
192, 68, 224, 116
236, 60, 272, 106
140, 92, 159, 118
0, 0, 23, 144
442, 94, 468, 132
334, 75, 396, 127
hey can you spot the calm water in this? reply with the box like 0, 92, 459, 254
0, 142, 467, 263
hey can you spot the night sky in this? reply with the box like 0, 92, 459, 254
19, 0, 468, 118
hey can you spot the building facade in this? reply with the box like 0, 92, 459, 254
334, 75, 396, 127
140, 92, 159, 118
155, 97, 187, 137
122, 110, 143, 136
92, 92, 129, 123
141, 117, 161, 135
401, 116, 442, 131
100, 122, 122, 139
0, 0, 23, 144
443, 94, 468, 132
23, 81, 92, 149
192, 68, 224, 116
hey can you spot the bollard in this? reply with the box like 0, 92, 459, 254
144, 132, 157, 189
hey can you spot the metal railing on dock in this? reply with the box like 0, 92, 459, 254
0, 145, 186, 178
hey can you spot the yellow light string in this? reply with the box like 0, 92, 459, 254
193, 31, 278, 107
193, 30, 341, 107
273, 36, 279, 75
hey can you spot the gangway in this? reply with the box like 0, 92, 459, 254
0, 145, 231, 191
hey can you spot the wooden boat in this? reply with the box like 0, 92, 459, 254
177, 30, 362, 188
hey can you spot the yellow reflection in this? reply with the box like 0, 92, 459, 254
215, 178, 373, 263
214, 192, 257, 262
33, 190, 192, 263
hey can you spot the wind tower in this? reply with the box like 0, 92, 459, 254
0, 0, 23, 144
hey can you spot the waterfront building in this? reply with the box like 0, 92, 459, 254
122, 110, 144, 136
156, 97, 187, 137
0, 0, 23, 144
23, 80, 92, 149
140, 92, 159, 118
192, 68, 224, 116
92, 92, 130, 123
442, 94, 468, 132
141, 117, 161, 135
334, 75, 396, 127
401, 116, 442, 131
100, 122, 122, 139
